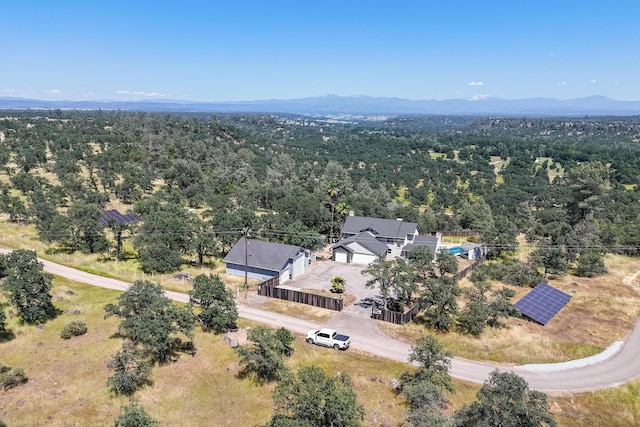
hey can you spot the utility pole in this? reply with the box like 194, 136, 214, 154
243, 227, 250, 299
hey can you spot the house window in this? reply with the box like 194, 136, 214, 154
407, 234, 414, 241
387, 249, 391, 254
396, 243, 402, 248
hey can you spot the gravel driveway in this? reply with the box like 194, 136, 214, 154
284, 259, 383, 318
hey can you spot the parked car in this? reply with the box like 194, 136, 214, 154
306, 328, 350, 350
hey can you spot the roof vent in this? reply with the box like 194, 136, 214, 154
396, 218, 403, 221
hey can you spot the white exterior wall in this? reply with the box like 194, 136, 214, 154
385, 228, 419, 259
387, 239, 404, 258
290, 251, 306, 278
279, 265, 291, 284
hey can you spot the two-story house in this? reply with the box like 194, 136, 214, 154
332, 213, 440, 265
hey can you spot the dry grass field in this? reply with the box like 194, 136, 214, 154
0, 278, 416, 426
380, 253, 640, 364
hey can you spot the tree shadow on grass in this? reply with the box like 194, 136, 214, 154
0, 329, 16, 342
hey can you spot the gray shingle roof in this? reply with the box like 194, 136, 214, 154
223, 238, 304, 272
341, 215, 418, 239
332, 231, 389, 256
402, 235, 440, 255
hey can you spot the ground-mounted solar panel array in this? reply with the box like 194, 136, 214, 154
99, 209, 140, 226
514, 282, 572, 325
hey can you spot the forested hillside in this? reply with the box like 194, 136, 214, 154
1, 110, 639, 274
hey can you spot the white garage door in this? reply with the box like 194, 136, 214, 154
334, 252, 348, 263
352, 253, 377, 265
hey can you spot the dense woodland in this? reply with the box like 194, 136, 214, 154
0, 110, 639, 276
1, 110, 640, 425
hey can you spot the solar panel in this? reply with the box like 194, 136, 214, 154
514, 282, 571, 325
100, 209, 140, 226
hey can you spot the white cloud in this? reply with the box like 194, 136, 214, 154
468, 81, 484, 86
591, 79, 597, 84
45, 89, 62, 94
557, 81, 567, 86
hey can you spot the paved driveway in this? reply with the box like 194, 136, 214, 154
284, 259, 383, 318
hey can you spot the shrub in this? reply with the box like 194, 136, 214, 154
107, 346, 153, 396
330, 276, 346, 293
0, 363, 28, 390
576, 251, 608, 277
60, 320, 88, 339
114, 400, 159, 427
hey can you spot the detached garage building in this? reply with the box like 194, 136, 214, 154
223, 237, 308, 284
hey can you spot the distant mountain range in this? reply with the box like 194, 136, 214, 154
0, 94, 639, 117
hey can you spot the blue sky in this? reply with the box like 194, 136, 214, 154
2, 1, 639, 102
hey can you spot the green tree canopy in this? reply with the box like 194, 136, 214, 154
236, 326, 294, 383
188, 274, 238, 333
454, 370, 556, 427
1, 250, 55, 324
134, 202, 194, 273
268, 366, 364, 427
363, 258, 415, 309
418, 276, 460, 332
575, 251, 608, 277
565, 161, 611, 225
104, 280, 195, 363
106, 346, 153, 396
113, 400, 159, 427
403, 334, 454, 394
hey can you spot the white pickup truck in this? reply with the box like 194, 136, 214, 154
306, 328, 350, 350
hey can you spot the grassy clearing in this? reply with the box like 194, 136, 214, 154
0, 278, 415, 426
393, 184, 410, 205
535, 157, 564, 182
550, 380, 640, 426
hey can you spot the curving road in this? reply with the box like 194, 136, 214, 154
12, 251, 640, 394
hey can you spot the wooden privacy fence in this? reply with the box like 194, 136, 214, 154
257, 277, 344, 311
373, 305, 419, 325
440, 230, 480, 238
456, 258, 485, 280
